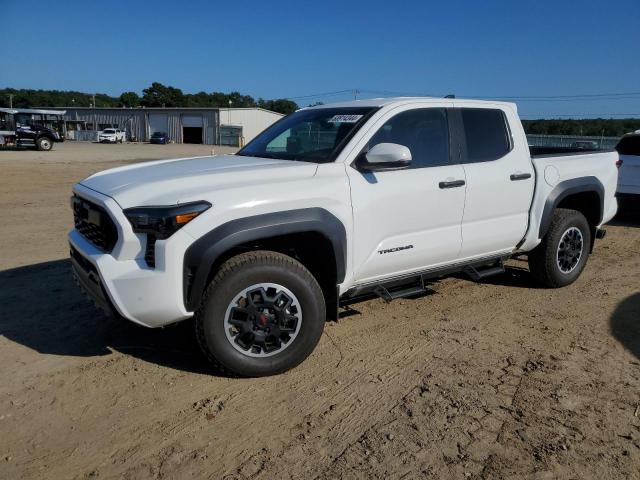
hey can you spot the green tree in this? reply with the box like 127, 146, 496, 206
119, 91, 140, 107
257, 98, 298, 114
140, 82, 185, 107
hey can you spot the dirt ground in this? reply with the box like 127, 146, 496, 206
1, 142, 639, 479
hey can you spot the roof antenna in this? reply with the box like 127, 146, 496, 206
444, 94, 455, 98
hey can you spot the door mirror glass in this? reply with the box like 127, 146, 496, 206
360, 143, 412, 171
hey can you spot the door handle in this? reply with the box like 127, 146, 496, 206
439, 179, 466, 189
510, 173, 532, 181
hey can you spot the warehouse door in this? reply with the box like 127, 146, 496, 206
148, 113, 168, 139
182, 114, 203, 144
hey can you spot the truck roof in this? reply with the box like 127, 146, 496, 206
304, 96, 517, 110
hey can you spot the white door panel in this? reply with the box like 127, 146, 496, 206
460, 157, 534, 256
349, 165, 466, 283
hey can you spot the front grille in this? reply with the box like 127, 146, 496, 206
72, 195, 118, 252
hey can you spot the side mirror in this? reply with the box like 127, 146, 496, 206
358, 143, 412, 171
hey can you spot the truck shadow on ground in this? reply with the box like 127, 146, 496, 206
0, 259, 217, 375
610, 293, 640, 362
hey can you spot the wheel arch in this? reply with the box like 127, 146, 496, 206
539, 176, 604, 241
183, 208, 347, 318
37, 132, 55, 141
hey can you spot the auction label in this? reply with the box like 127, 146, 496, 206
327, 114, 363, 123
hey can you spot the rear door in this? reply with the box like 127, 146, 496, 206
452, 106, 535, 258
347, 105, 467, 284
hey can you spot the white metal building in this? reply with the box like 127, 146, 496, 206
62, 107, 284, 145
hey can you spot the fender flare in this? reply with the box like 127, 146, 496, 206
183, 208, 347, 311
538, 176, 604, 239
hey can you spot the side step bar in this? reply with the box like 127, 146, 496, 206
374, 279, 431, 303
339, 254, 510, 307
463, 260, 505, 281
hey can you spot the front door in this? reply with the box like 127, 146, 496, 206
347, 106, 467, 284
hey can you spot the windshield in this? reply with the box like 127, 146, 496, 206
152, 132, 166, 137
103, 129, 116, 134
237, 107, 377, 163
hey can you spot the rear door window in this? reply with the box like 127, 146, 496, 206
460, 108, 511, 163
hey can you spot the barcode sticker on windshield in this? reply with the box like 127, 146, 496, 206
327, 114, 363, 123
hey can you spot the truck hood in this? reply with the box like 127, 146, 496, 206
79, 154, 318, 208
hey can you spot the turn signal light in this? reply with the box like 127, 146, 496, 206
176, 212, 201, 225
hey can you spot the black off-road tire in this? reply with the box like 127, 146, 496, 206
36, 136, 53, 151
194, 251, 326, 377
528, 208, 591, 288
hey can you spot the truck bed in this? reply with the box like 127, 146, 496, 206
529, 146, 611, 157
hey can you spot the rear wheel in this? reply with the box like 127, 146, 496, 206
528, 208, 591, 288
195, 251, 326, 377
36, 137, 53, 151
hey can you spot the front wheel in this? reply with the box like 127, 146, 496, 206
195, 251, 326, 377
528, 208, 591, 288
36, 137, 53, 151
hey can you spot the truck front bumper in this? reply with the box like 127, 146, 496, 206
69, 184, 194, 328
69, 230, 194, 328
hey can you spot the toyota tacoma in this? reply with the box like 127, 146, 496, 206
69, 97, 619, 376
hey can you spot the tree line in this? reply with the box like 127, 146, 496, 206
2, 85, 639, 134
0, 83, 299, 115
521, 119, 639, 137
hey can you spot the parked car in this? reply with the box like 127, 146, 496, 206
150, 131, 169, 144
570, 140, 599, 150
70, 97, 619, 377
99, 128, 126, 143
615, 133, 640, 198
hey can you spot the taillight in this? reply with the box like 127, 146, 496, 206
616, 157, 623, 169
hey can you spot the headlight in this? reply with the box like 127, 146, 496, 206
123, 201, 211, 239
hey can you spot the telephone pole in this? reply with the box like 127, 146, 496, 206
8, 94, 13, 109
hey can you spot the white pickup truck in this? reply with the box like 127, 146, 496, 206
69, 97, 619, 376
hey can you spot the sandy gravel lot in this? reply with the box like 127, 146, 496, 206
1, 142, 639, 479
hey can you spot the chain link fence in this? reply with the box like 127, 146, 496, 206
526, 134, 620, 151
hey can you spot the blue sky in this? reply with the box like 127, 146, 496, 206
1, 0, 639, 118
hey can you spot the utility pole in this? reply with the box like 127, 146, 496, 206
92, 94, 96, 108
8, 94, 13, 109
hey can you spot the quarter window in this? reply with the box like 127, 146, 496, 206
367, 108, 449, 169
460, 108, 511, 163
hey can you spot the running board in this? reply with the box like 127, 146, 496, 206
463, 261, 505, 281
373, 278, 431, 303
339, 254, 509, 307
